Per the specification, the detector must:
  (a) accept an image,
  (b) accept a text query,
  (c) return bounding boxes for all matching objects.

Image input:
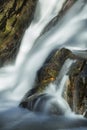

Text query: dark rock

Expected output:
[20,47,87,116]
[20,93,71,115]
[66,60,87,115]
[84,110,87,118]
[0,0,37,66]
[20,48,74,111]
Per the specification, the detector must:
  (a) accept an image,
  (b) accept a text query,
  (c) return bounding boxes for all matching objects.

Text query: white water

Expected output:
[0,0,87,130]
[33,59,74,115]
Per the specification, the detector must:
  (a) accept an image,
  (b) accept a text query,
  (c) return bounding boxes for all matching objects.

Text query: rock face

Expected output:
[66,60,87,115]
[20,48,87,117]
[0,0,37,66]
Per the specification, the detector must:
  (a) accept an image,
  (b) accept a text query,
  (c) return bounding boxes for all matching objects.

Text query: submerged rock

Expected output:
[20,93,71,115]
[0,0,37,66]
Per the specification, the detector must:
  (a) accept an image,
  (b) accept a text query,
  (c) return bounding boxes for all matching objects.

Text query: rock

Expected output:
[20,93,71,115]
[20,48,74,110]
[84,110,87,118]
[20,47,87,116]
[0,0,37,66]
[66,60,87,115]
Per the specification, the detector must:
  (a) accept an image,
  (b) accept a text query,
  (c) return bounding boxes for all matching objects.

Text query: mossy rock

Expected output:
[0,0,37,66]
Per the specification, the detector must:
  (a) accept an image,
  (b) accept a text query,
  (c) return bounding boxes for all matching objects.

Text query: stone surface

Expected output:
[0,0,37,66]
[66,61,87,115]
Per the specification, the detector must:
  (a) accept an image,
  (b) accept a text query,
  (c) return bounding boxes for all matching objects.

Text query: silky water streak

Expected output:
[0,0,87,130]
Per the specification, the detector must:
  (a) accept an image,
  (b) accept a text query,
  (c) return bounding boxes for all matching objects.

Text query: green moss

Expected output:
[0,14,4,21]
[6,15,16,32]
[16,0,24,11]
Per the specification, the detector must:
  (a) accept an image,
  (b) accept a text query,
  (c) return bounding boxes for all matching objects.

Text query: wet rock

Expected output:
[20,47,87,116]
[20,93,71,115]
[0,0,37,66]
[21,48,73,96]
[20,48,74,109]
[84,110,87,118]
[66,60,87,115]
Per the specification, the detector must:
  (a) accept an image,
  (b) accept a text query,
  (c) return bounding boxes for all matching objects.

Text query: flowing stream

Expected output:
[0,0,87,130]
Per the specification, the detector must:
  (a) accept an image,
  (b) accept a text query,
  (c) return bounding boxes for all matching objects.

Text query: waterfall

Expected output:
[0,0,87,130]
[0,0,87,99]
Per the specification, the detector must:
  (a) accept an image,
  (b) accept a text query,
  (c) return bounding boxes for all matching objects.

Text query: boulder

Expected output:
[20,48,87,116]
[20,48,74,109]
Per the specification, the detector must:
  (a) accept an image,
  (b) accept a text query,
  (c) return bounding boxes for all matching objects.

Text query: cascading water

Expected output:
[0,0,87,130]
[33,59,74,115]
